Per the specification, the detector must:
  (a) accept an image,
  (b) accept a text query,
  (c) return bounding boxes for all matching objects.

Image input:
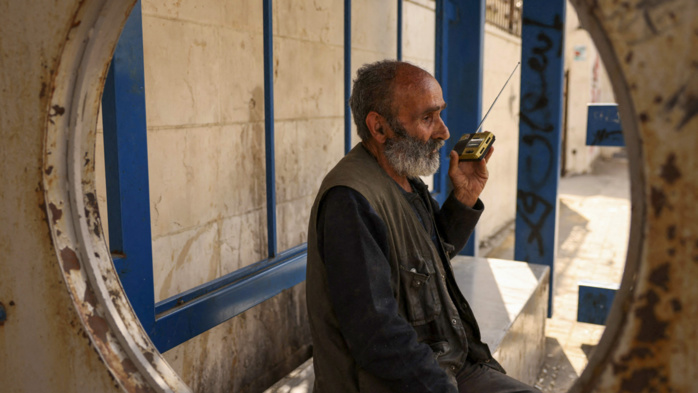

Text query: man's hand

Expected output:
[448,146,494,207]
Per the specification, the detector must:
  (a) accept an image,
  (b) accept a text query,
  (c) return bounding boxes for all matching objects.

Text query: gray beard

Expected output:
[383,121,444,177]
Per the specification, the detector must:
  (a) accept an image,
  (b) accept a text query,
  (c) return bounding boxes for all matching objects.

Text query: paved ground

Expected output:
[486,154,631,392]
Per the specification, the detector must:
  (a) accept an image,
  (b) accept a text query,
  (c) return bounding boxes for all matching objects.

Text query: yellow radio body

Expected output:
[453,131,495,161]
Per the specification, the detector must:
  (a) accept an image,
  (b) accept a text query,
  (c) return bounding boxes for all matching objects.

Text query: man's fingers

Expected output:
[483,146,495,164]
[449,150,459,175]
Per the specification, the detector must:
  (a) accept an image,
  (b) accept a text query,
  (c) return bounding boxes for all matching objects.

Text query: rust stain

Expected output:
[39,82,47,98]
[650,186,669,217]
[648,263,670,291]
[634,289,669,343]
[60,247,81,273]
[85,192,98,210]
[50,104,65,117]
[48,202,62,225]
[84,285,98,308]
[659,153,681,184]
[86,313,109,343]
[666,225,676,240]
[620,367,660,392]
[671,298,682,312]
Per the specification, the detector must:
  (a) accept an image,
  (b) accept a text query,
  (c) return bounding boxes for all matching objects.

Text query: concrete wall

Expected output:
[89,1,613,391]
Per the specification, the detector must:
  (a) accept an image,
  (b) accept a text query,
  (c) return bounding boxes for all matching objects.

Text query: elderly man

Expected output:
[306,60,539,393]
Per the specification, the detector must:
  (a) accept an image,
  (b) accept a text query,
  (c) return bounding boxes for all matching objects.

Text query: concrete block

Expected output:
[142,16,220,127]
[152,222,220,302]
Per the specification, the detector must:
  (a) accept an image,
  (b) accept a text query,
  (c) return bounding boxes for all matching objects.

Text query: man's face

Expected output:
[383,74,449,177]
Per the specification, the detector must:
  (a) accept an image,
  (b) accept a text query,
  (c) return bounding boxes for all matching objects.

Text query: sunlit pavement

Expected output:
[487,153,630,392]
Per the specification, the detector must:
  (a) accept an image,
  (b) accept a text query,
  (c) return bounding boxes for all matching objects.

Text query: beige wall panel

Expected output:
[276,196,314,252]
[220,209,268,275]
[148,127,222,237]
[142,16,221,127]
[351,0,398,55]
[274,118,344,204]
[274,0,344,46]
[217,29,266,125]
[142,0,263,33]
[273,37,344,120]
[152,222,220,302]
[216,123,267,218]
[478,26,522,244]
[403,0,436,68]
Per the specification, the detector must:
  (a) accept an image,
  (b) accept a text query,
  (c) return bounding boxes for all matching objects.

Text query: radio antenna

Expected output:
[473,61,520,133]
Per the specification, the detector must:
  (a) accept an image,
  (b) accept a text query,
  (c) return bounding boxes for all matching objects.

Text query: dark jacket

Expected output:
[306,144,503,393]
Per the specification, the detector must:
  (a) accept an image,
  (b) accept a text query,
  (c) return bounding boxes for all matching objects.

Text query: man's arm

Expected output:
[318,186,457,393]
[433,194,484,254]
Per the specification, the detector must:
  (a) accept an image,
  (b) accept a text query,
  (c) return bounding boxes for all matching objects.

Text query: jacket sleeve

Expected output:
[432,192,484,256]
[317,186,458,393]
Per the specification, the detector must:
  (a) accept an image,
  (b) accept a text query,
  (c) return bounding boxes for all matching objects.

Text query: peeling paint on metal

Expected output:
[60,247,81,273]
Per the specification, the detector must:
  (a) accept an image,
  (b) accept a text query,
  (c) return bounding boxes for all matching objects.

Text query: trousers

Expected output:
[457,363,541,393]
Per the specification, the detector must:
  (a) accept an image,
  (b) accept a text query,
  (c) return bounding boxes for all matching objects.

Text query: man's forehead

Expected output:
[392,69,445,111]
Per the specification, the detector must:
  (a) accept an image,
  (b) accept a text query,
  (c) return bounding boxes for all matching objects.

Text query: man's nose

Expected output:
[434,116,450,140]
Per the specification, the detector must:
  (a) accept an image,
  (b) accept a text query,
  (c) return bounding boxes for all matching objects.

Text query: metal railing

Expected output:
[486,0,523,36]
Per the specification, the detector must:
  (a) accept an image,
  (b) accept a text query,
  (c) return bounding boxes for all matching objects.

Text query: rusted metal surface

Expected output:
[41,0,191,392]
[568,0,698,392]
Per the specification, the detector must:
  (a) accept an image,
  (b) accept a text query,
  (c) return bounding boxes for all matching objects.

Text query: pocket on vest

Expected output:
[399,263,442,325]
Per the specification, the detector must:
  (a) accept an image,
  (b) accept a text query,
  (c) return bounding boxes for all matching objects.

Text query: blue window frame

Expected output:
[103,0,408,352]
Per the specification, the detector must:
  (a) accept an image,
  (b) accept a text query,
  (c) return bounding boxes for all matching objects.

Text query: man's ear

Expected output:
[365,111,387,143]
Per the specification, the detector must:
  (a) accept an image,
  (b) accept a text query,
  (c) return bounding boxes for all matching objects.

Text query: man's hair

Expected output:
[349,60,423,141]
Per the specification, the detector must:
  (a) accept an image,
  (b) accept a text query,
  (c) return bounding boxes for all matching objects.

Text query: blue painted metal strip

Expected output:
[434,0,485,256]
[151,252,308,352]
[263,0,277,258]
[154,244,307,315]
[514,0,566,317]
[586,104,624,146]
[344,0,352,154]
[397,0,403,61]
[101,0,156,330]
[577,280,619,325]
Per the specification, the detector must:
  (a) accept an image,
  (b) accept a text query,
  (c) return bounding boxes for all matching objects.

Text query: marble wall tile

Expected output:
[142,0,263,33]
[274,0,343,46]
[274,118,344,204]
[148,127,222,236]
[142,16,221,127]
[351,0,397,55]
[273,37,344,120]
[216,123,266,218]
[217,28,266,125]
[220,208,268,275]
[152,222,219,302]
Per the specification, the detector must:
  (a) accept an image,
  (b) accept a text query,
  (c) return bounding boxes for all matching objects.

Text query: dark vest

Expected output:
[306,144,503,392]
